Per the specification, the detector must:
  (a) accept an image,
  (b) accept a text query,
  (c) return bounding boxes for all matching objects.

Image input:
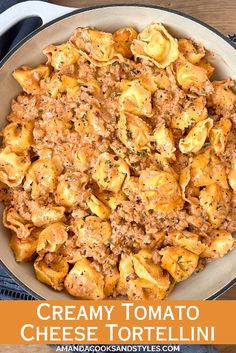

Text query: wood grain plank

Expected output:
[50,0,236,34]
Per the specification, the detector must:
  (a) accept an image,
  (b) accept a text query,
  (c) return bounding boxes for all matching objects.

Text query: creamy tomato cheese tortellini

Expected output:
[2,22,235,300]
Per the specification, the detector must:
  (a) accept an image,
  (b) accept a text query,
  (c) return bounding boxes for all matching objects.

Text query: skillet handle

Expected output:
[0,0,77,36]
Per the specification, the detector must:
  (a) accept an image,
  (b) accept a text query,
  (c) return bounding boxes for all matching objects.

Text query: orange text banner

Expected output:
[0,300,235,344]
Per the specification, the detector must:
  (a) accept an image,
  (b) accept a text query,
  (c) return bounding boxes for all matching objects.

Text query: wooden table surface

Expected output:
[1,0,235,352]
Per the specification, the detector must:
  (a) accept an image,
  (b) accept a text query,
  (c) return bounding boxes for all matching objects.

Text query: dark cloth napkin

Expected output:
[0,1,235,351]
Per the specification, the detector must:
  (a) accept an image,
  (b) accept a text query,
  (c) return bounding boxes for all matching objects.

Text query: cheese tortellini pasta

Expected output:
[131,24,179,68]
[1,23,235,300]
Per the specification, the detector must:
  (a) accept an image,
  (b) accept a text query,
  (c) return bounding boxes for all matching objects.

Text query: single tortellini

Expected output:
[178,39,205,64]
[119,79,153,117]
[72,216,112,262]
[117,254,135,295]
[31,205,65,227]
[34,254,69,291]
[153,124,176,159]
[71,27,121,66]
[209,118,232,155]
[176,60,210,94]
[228,157,236,191]
[120,250,172,300]
[37,222,68,254]
[199,183,231,228]
[132,249,170,291]
[160,246,199,282]
[0,147,31,187]
[93,152,130,192]
[201,230,235,258]
[191,150,228,189]
[179,118,213,154]
[166,230,206,255]
[117,111,150,151]
[55,172,88,207]
[3,207,34,239]
[208,80,236,112]
[64,258,105,299]
[139,170,184,213]
[13,64,50,95]
[87,195,111,220]
[171,96,208,130]
[131,23,179,68]
[43,42,80,70]
[113,27,138,59]
[10,230,39,262]
[179,165,192,204]
[24,158,62,200]
[2,121,33,152]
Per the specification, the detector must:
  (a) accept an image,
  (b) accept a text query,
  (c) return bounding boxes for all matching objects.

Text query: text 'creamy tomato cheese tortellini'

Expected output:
[199,183,231,228]
[71,27,122,66]
[179,118,213,154]
[10,230,38,262]
[119,79,153,117]
[93,152,130,192]
[178,39,205,64]
[2,121,33,152]
[64,258,105,299]
[131,23,179,68]
[160,246,199,282]
[166,230,206,255]
[87,195,111,220]
[153,124,176,159]
[139,170,184,213]
[171,96,208,130]
[117,111,151,151]
[37,222,68,254]
[176,60,210,93]
[34,254,69,291]
[113,27,138,59]
[43,42,80,70]
[209,117,232,155]
[228,157,236,191]
[190,150,229,189]
[31,205,65,227]
[0,147,31,187]
[3,207,34,239]
[201,230,235,259]
[24,158,62,200]
[13,64,50,95]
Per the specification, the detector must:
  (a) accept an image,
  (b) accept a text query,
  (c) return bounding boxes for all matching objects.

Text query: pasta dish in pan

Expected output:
[0,23,235,299]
